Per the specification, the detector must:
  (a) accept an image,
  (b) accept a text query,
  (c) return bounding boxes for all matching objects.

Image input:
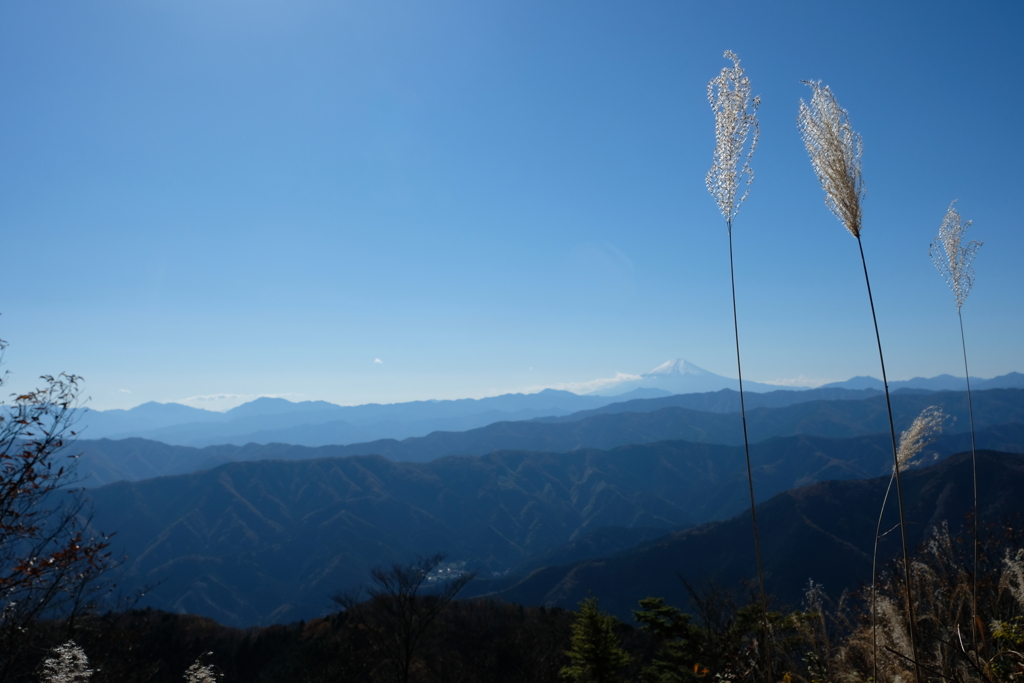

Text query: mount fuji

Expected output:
[588,359,800,397]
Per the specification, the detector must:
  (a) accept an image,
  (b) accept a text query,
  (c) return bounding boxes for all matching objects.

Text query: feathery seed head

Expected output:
[1000,548,1024,610]
[706,51,759,224]
[930,200,982,312]
[184,654,222,683]
[876,595,914,672]
[41,641,92,683]
[797,81,864,237]
[895,406,946,473]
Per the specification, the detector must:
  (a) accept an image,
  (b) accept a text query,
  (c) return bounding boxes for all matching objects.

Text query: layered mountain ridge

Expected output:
[76,365,1024,448]
[74,388,1024,485]
[87,429,1024,627]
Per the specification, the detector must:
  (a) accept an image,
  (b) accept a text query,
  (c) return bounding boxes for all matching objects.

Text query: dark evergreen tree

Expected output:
[560,597,632,683]
[633,597,701,683]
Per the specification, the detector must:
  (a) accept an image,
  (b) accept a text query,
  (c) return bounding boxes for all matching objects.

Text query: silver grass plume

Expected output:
[930,200,982,312]
[797,82,864,237]
[1000,549,1024,611]
[895,406,946,472]
[707,50,772,683]
[706,50,759,224]
[41,641,93,683]
[931,199,983,651]
[871,405,945,682]
[184,654,222,683]
[799,79,920,683]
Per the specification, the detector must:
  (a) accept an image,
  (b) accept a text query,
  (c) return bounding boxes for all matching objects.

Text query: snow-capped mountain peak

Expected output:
[643,359,712,378]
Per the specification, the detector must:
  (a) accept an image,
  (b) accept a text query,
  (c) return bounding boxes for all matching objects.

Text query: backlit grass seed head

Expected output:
[798,81,864,237]
[896,406,946,473]
[876,595,915,679]
[41,641,93,683]
[707,50,759,223]
[1000,548,1024,610]
[184,654,222,683]
[930,200,982,312]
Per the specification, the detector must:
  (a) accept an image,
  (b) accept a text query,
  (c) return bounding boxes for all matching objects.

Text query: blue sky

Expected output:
[2,0,1021,411]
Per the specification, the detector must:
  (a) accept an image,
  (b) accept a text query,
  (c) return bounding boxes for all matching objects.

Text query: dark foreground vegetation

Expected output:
[3,518,1023,683]
[9,600,574,683]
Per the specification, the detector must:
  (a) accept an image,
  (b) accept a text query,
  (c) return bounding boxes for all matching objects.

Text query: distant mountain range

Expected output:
[73,388,1024,484]
[77,388,649,447]
[74,363,1024,448]
[820,371,1024,392]
[588,359,1024,396]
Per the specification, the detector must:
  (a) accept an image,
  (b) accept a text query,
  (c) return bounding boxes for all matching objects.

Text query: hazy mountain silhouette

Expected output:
[467,450,1024,622]
[73,389,1024,485]
[82,386,876,448]
[819,371,1024,392]
[605,361,1024,396]
[534,386,894,423]
[76,368,1023,448]
[79,389,655,447]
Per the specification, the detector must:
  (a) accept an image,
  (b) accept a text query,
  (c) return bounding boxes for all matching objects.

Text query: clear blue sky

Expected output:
[2,0,1021,410]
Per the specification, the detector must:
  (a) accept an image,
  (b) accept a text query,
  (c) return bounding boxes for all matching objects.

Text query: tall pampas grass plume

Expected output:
[931,201,981,313]
[707,50,759,224]
[798,79,922,683]
[797,82,863,237]
[706,50,772,683]
[931,199,984,650]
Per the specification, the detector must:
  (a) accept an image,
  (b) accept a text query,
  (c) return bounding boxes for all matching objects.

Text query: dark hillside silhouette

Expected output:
[472,450,1024,622]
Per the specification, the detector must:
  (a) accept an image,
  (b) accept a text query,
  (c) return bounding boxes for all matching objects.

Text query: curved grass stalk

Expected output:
[872,406,946,678]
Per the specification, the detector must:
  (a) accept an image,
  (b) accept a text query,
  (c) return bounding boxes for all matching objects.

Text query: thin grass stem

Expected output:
[872,473,895,683]
[857,234,922,683]
[871,404,945,682]
[959,309,979,651]
[727,219,773,683]
[930,200,981,655]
